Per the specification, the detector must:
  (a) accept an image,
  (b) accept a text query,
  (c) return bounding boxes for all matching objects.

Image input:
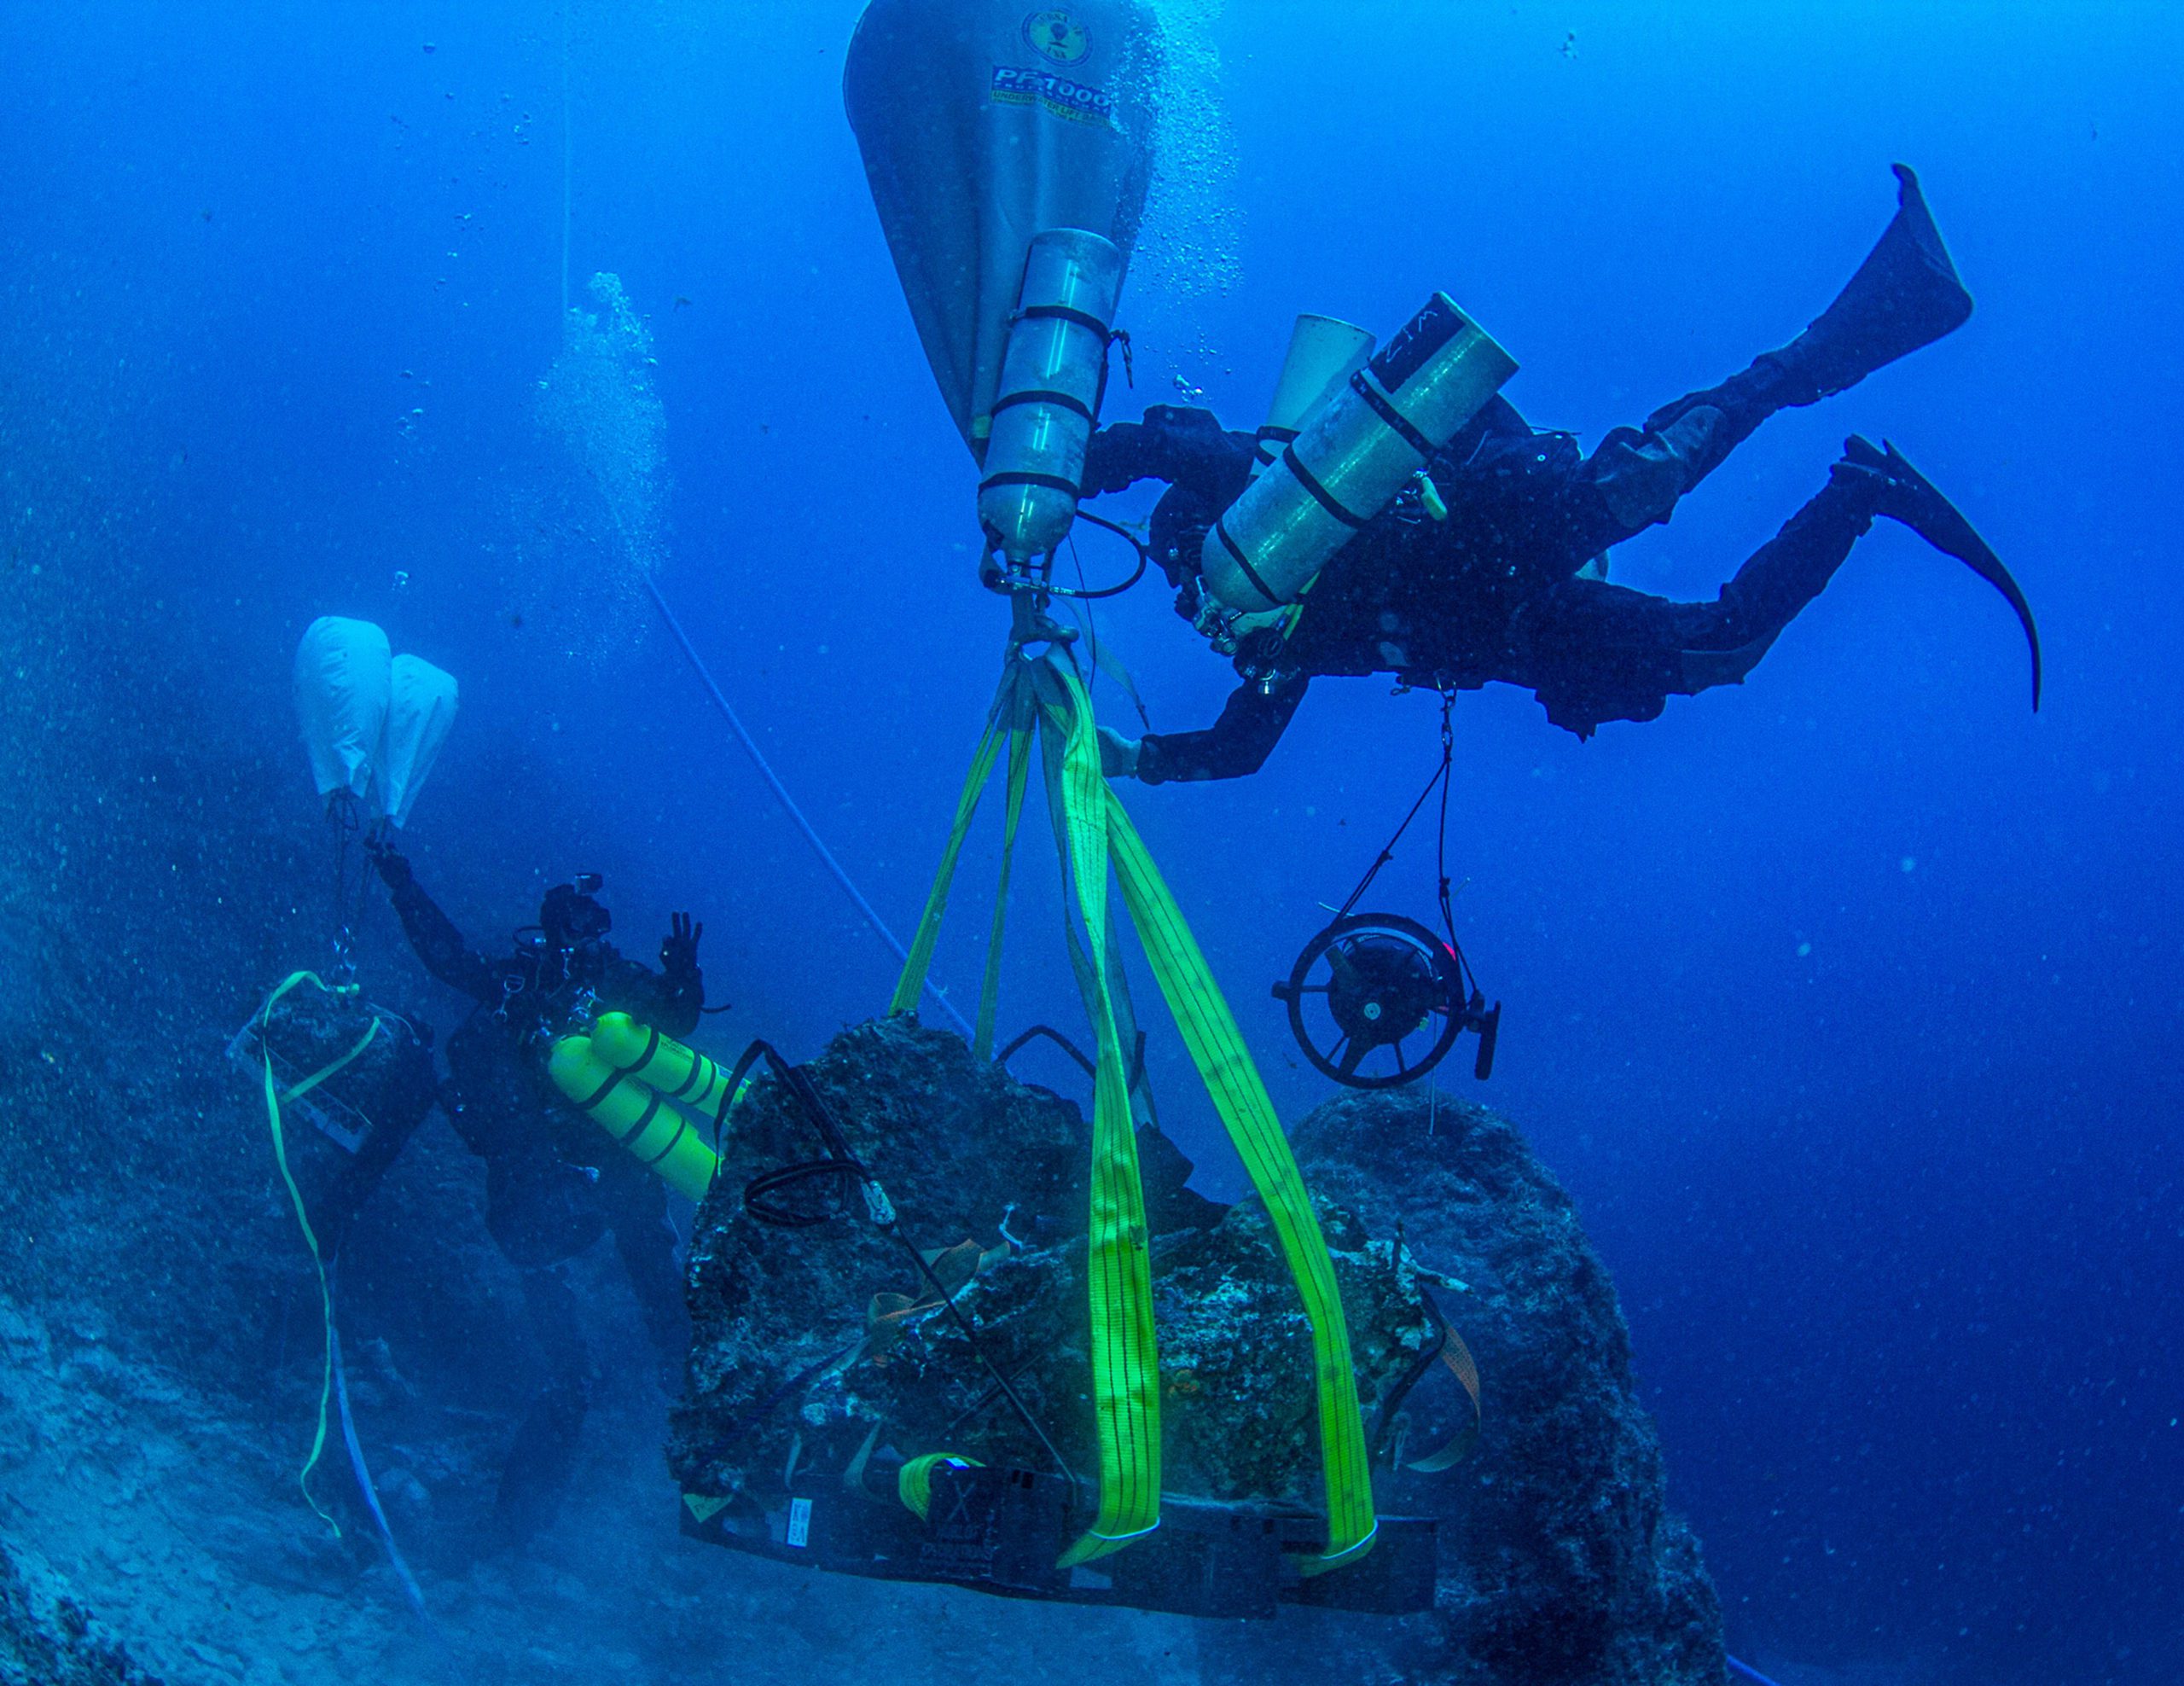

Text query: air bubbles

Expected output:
[522,273,668,660]
[1128,2,1242,307]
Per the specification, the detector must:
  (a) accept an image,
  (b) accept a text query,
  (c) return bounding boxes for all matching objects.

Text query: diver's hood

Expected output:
[541,883,613,948]
[844,0,1161,459]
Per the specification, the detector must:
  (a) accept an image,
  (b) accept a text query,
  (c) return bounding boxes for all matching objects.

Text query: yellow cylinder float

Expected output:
[548,1028,720,1203]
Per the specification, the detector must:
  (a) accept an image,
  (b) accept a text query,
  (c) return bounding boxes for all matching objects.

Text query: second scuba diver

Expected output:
[1088,166,2041,783]
[364,840,706,1541]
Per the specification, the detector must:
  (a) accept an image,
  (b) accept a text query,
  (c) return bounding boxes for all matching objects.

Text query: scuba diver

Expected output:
[363,840,707,1541]
[1086,166,2042,784]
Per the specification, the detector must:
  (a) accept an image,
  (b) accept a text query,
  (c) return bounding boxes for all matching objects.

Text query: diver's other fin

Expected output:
[1846,434,2042,711]
[1784,164,1976,401]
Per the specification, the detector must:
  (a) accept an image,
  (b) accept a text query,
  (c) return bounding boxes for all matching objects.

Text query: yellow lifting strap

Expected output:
[891,630,1376,1574]
[898,1451,986,1521]
[256,969,385,1538]
[891,652,1159,1566]
[973,730,1034,1061]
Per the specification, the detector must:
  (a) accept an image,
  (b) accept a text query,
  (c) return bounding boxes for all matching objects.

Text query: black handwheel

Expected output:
[1273,913,1466,1090]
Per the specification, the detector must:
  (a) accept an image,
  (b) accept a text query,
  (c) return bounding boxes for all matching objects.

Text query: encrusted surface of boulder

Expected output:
[1201,1086,1728,1685]
[672,1024,1722,1684]
[670,1018,1434,1509]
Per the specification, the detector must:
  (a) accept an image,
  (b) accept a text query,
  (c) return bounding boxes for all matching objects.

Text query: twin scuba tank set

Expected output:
[973,239,1514,1089]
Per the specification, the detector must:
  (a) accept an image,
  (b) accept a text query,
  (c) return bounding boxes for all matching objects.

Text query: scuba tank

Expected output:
[1192,313,1380,662]
[548,1017,723,1204]
[977,229,1126,578]
[1203,294,1518,618]
[842,0,1159,585]
[1250,313,1377,480]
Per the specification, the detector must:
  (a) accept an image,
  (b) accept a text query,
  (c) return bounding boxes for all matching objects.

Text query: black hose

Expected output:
[996,1023,1148,1092]
[720,1038,1082,1498]
[1039,510,1149,601]
[1368,1319,1451,1464]
[996,1024,1096,1078]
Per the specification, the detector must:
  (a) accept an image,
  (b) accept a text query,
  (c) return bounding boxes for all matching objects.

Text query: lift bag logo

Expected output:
[1022,9,1089,64]
[990,62,1113,125]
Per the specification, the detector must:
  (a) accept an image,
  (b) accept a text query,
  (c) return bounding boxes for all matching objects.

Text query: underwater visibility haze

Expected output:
[1,3,2179,1683]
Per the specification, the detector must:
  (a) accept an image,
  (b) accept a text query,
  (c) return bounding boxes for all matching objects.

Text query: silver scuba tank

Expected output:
[1204,294,1517,615]
[1250,313,1377,480]
[977,228,1125,576]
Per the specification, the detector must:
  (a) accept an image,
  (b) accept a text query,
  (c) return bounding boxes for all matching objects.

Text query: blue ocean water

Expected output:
[3,3,2178,1682]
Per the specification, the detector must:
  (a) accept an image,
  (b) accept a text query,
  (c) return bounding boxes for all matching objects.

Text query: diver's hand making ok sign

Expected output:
[660,911,703,980]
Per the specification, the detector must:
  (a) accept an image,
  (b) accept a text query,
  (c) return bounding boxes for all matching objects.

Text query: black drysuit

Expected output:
[1090,392,1887,784]
[384,869,701,1537]
[1084,164,2010,782]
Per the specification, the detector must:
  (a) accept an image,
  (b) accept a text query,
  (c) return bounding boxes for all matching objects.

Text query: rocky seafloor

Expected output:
[1,1532,160,1686]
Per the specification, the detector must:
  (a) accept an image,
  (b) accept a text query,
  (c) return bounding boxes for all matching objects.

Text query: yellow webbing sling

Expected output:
[891,661,1159,1564]
[1104,788,1376,1572]
[891,631,1376,1573]
[257,970,386,1536]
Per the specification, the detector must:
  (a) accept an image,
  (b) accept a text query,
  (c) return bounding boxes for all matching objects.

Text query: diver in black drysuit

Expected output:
[1087,166,2042,785]
[365,842,706,1541]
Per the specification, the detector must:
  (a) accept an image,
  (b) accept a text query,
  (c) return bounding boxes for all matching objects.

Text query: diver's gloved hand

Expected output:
[660,912,702,979]
[1083,422,1158,496]
[1097,727,1143,782]
[363,835,413,889]
[1083,406,1255,507]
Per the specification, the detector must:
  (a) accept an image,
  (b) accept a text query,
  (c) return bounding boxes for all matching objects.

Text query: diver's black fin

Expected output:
[1779,165,1975,401]
[1847,434,2041,710]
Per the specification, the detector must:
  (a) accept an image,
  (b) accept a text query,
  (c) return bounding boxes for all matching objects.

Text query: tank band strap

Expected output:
[991,387,1095,424]
[1018,303,1111,337]
[659,1052,703,1105]
[576,1065,625,1113]
[640,1112,689,1167]
[1350,370,1435,459]
[617,1090,663,1148]
[1280,444,1368,529]
[1213,520,1283,611]
[630,1023,662,1076]
[979,469,1081,500]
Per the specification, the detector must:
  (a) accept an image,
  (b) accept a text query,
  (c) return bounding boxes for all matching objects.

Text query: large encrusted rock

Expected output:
[671,1024,1721,1684]
[1148,1196,1436,1506]
[1200,1087,1728,1686]
[669,1018,1435,1509]
[671,1017,1085,1495]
